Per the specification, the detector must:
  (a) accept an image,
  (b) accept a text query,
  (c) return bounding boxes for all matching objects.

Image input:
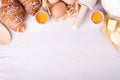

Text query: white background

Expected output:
[0,1,120,80]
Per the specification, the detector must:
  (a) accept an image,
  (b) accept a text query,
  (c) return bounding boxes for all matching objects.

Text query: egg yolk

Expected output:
[36,11,49,24]
[91,11,103,24]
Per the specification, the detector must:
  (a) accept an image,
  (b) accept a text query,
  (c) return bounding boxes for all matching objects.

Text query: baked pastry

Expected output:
[20,0,42,15]
[1,0,18,6]
[0,2,26,32]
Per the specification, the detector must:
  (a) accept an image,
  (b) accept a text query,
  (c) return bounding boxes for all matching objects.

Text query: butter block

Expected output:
[107,19,117,31]
[117,27,120,33]
[110,32,120,44]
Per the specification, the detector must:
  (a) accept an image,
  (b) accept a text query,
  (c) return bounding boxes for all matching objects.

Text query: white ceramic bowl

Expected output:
[101,0,120,18]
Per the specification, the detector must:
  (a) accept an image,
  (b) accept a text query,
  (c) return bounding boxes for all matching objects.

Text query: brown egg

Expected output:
[52,2,67,19]
[63,0,76,4]
[48,0,59,4]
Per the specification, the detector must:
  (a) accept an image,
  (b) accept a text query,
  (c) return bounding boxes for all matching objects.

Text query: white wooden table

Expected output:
[0,1,120,80]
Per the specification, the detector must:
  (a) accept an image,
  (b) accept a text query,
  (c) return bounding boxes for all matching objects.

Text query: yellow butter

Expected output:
[110,32,120,44]
[117,27,120,33]
[107,19,117,31]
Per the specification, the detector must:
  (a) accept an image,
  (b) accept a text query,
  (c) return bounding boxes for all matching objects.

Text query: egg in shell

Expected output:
[63,0,76,4]
[51,2,67,19]
[48,0,59,4]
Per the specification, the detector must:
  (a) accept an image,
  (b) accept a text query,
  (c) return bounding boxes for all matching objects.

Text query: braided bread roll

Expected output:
[20,0,42,16]
[0,2,26,32]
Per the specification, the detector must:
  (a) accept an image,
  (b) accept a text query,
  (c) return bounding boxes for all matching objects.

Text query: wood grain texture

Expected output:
[0,1,120,80]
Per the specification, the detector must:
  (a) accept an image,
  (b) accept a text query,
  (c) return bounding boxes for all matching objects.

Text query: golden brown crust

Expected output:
[1,0,18,6]
[0,2,26,32]
[20,0,41,16]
